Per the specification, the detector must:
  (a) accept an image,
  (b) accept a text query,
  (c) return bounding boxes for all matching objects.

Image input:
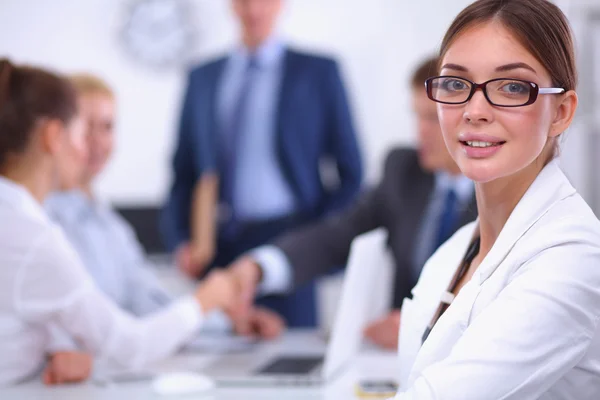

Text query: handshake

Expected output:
[192,254,402,351]
[193,256,284,339]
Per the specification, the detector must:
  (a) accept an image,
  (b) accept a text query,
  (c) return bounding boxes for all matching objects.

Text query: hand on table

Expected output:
[232,307,286,340]
[42,351,93,385]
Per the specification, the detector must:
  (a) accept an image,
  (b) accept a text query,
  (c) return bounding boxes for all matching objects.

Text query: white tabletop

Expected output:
[0,330,400,400]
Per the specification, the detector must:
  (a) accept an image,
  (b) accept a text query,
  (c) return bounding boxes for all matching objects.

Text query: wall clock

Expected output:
[120,0,196,69]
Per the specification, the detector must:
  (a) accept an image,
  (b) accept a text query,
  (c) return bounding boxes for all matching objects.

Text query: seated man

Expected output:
[43,74,283,385]
[227,56,477,350]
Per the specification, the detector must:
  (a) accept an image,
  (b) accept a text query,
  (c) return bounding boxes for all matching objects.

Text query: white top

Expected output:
[0,177,204,386]
[395,159,600,399]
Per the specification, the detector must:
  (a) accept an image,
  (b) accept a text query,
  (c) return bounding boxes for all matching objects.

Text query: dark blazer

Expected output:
[160,49,363,251]
[273,148,478,308]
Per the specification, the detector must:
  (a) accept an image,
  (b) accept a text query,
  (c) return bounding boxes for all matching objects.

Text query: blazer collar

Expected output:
[232,35,286,69]
[474,159,576,283]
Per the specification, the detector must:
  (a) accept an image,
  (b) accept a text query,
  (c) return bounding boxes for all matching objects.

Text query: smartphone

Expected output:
[355,380,399,398]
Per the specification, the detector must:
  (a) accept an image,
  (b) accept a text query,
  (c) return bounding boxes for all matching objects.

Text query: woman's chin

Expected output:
[458,160,501,183]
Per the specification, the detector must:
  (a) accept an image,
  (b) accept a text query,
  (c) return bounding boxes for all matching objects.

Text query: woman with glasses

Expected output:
[394,0,600,398]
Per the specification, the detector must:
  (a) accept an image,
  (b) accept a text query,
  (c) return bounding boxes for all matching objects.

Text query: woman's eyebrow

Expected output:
[440,63,468,72]
[440,62,537,74]
[495,62,537,73]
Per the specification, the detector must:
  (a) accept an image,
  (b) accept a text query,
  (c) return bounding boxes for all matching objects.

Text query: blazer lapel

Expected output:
[393,166,435,305]
[274,49,301,198]
[476,160,576,282]
[208,58,227,155]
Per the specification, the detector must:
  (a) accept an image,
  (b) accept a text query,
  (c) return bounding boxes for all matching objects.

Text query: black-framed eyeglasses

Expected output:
[425,76,565,107]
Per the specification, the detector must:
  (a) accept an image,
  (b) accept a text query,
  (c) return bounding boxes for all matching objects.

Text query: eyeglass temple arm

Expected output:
[539,88,565,94]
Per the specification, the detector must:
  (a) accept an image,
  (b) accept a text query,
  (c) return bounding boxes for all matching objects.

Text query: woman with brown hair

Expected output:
[394,0,600,398]
[0,59,238,386]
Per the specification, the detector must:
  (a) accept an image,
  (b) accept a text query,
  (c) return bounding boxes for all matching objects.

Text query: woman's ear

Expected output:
[549,90,578,138]
[39,119,64,156]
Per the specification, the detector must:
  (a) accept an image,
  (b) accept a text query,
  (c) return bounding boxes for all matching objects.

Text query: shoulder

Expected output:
[104,206,140,241]
[20,222,91,293]
[285,48,340,73]
[516,193,600,267]
[383,147,419,169]
[186,55,229,81]
[381,147,429,183]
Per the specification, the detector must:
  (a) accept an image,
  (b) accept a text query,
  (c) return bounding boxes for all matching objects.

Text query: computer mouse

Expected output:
[152,371,215,396]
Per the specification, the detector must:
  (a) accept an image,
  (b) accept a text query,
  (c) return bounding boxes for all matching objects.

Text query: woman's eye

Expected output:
[500,82,529,94]
[442,79,468,91]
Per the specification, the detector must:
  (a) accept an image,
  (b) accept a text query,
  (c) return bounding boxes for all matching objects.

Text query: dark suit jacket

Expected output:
[160,48,363,251]
[273,148,478,308]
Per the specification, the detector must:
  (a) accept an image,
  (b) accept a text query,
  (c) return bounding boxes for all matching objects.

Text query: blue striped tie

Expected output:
[220,56,259,238]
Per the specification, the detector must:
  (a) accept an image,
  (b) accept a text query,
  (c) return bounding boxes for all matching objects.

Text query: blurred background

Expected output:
[0,0,598,254]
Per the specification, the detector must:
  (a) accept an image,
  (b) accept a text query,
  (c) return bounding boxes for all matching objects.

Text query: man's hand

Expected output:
[364,310,401,350]
[225,256,263,318]
[42,351,93,385]
[232,307,286,340]
[195,269,238,313]
[176,242,215,278]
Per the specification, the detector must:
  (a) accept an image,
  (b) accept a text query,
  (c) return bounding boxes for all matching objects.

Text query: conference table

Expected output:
[0,330,400,400]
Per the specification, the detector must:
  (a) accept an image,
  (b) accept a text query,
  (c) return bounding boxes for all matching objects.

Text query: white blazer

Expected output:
[396,159,600,399]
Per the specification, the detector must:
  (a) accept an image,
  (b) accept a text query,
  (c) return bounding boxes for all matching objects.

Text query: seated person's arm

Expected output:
[18,233,238,372]
[242,184,384,296]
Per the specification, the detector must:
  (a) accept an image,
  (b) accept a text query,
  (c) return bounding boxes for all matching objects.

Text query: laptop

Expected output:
[204,228,394,386]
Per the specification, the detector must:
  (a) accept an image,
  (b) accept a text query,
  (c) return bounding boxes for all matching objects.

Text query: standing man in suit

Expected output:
[160,0,363,327]
[225,56,477,349]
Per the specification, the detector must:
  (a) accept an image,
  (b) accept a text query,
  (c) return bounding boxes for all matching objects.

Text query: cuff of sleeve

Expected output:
[172,295,205,333]
[200,310,233,333]
[250,245,293,295]
[46,334,78,353]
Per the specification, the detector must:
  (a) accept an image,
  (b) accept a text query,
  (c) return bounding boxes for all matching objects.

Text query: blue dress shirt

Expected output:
[217,36,297,220]
[45,190,172,316]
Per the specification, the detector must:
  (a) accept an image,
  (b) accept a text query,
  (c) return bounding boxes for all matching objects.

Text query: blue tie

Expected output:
[433,188,458,251]
[220,56,259,238]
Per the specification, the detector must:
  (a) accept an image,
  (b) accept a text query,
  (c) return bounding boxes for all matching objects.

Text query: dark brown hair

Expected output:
[439,0,577,91]
[411,56,440,88]
[0,59,78,167]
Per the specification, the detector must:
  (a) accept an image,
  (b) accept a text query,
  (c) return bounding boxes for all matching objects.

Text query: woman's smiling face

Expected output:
[437,20,563,184]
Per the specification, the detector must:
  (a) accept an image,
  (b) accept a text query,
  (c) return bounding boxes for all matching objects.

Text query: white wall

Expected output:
[2,0,590,209]
[0,0,473,205]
